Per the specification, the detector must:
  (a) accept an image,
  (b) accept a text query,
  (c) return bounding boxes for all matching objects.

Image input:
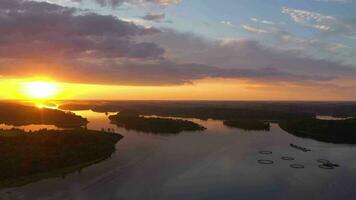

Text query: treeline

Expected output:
[0,128,123,188]
[144,107,311,121]
[109,111,206,134]
[0,103,87,127]
[224,120,270,131]
[59,101,356,118]
[101,106,312,121]
[149,107,311,121]
[279,118,356,144]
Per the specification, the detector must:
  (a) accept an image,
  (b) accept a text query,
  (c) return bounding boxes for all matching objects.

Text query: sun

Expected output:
[24,81,58,100]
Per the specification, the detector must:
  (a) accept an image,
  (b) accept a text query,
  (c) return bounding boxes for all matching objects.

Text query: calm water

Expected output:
[1,111,356,200]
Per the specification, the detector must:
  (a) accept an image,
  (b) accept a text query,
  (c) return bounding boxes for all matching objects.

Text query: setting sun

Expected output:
[24,81,58,100]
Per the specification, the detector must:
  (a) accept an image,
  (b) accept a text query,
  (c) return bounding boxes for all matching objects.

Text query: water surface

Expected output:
[1,110,356,200]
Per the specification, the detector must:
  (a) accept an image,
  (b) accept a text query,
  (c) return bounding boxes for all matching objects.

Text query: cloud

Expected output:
[32,28,350,86]
[247,26,355,64]
[153,0,181,5]
[221,20,234,27]
[0,0,164,60]
[282,7,336,31]
[143,30,355,77]
[0,0,355,90]
[250,18,276,25]
[281,7,356,42]
[279,32,353,57]
[0,57,337,86]
[142,13,165,21]
[241,24,270,33]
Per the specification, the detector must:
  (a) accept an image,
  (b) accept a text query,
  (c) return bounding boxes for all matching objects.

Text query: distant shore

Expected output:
[279,118,356,144]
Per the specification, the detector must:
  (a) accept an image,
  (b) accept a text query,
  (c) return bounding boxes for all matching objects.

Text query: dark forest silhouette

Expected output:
[109,110,206,134]
[0,128,122,188]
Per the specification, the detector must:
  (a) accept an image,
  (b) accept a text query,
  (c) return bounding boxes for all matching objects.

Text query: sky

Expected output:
[1,0,356,100]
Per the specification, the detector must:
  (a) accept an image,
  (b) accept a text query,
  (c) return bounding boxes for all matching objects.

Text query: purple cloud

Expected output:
[0,0,164,60]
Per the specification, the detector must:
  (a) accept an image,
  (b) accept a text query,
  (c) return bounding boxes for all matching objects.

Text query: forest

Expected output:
[279,118,356,144]
[109,110,206,134]
[0,128,122,188]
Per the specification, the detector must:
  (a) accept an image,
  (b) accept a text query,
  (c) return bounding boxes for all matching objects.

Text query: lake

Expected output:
[1,110,356,200]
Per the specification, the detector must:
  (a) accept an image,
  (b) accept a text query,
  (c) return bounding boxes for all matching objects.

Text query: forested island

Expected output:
[0,103,87,128]
[109,111,206,134]
[223,120,270,131]
[279,118,356,144]
[0,128,123,188]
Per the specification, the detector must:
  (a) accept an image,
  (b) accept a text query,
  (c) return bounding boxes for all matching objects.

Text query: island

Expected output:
[109,111,206,134]
[0,128,122,188]
[279,118,356,144]
[0,102,88,128]
[223,119,270,131]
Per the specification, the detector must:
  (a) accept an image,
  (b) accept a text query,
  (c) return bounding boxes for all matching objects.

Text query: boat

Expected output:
[290,143,311,152]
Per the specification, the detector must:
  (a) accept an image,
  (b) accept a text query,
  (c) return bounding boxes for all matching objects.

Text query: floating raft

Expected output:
[290,144,311,152]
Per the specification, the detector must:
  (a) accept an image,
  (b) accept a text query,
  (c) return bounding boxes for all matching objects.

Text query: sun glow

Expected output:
[23,81,58,100]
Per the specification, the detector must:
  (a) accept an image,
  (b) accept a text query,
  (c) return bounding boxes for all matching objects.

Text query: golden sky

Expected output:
[1,77,355,101]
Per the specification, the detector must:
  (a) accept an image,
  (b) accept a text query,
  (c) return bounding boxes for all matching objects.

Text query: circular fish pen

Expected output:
[318,164,334,170]
[258,159,274,164]
[317,159,331,164]
[281,156,295,161]
[290,164,305,169]
[259,151,272,155]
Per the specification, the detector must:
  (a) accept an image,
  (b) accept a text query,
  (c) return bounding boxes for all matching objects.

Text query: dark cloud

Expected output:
[142,13,165,22]
[0,59,334,86]
[0,0,164,60]
[110,61,335,85]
